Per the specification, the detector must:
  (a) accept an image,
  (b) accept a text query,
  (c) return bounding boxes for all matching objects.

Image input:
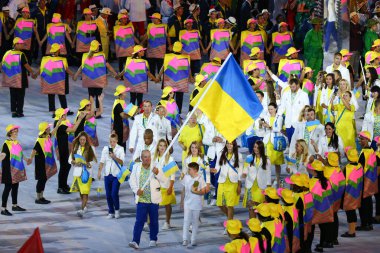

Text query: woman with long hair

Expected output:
[316,122,344,158]
[69,131,97,217]
[287,139,309,175]
[242,140,271,219]
[153,139,177,230]
[211,140,242,222]
[334,79,359,110]
[356,66,380,99]
[320,73,336,124]
[315,70,327,121]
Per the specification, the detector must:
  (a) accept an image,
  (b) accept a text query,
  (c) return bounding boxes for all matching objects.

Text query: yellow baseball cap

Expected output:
[114,85,129,96]
[372,39,380,48]
[118,14,128,20]
[279,22,288,27]
[38,122,51,136]
[132,45,146,55]
[54,108,69,120]
[267,203,281,218]
[247,63,259,72]
[90,40,100,51]
[250,47,262,57]
[286,47,300,57]
[149,13,162,20]
[52,13,61,23]
[307,159,324,171]
[224,219,242,235]
[285,173,303,187]
[247,18,257,27]
[173,41,183,53]
[304,67,313,74]
[278,188,294,204]
[83,8,92,15]
[184,19,194,25]
[265,187,280,200]
[6,124,20,134]
[50,43,62,53]
[299,174,310,188]
[13,37,24,45]
[161,86,176,98]
[345,146,359,163]
[246,218,261,232]
[340,49,353,57]
[216,18,225,24]
[255,203,271,217]
[212,57,222,64]
[79,99,91,110]
[194,74,208,86]
[327,152,339,167]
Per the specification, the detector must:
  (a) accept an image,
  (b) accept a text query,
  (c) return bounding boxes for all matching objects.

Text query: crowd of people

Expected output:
[0,0,379,252]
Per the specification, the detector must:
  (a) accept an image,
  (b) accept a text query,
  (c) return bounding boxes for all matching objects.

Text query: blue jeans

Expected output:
[324,21,340,52]
[132,202,159,245]
[104,174,121,214]
[210,155,220,200]
[286,127,295,144]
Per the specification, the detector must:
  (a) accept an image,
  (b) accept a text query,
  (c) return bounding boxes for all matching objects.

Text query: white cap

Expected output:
[262,9,270,14]
[2,6,10,11]
[208,8,216,15]
[173,3,182,10]
[226,17,237,25]
[189,4,199,12]
[89,4,97,10]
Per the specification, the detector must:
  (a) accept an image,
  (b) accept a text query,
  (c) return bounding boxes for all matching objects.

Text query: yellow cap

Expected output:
[118,14,128,20]
[212,57,222,64]
[132,45,146,55]
[278,188,294,204]
[52,13,61,22]
[267,203,280,218]
[372,39,380,48]
[194,74,208,86]
[184,19,194,25]
[247,18,257,27]
[345,146,359,163]
[246,218,261,232]
[114,85,129,96]
[340,49,353,57]
[22,7,30,13]
[161,86,176,98]
[308,159,324,171]
[299,174,310,188]
[13,37,24,45]
[359,131,371,141]
[250,47,262,57]
[173,41,183,53]
[79,99,91,110]
[365,51,380,64]
[54,108,69,120]
[327,152,339,167]
[38,122,51,136]
[286,47,300,57]
[279,22,288,27]
[50,43,62,53]
[247,63,259,72]
[224,219,242,235]
[83,8,92,15]
[149,13,161,20]
[265,187,280,200]
[255,203,271,217]
[216,18,225,24]
[304,67,313,74]
[6,124,20,134]
[90,40,100,51]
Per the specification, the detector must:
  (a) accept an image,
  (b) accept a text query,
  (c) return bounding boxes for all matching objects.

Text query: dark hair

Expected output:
[110,133,118,140]
[255,90,264,97]
[307,107,315,114]
[266,80,276,104]
[265,195,280,204]
[371,85,380,94]
[289,78,300,86]
[250,140,267,170]
[236,231,250,243]
[325,73,335,88]
[367,67,379,87]
[144,129,153,136]
[376,98,380,108]
[316,171,328,189]
[268,102,277,109]
[251,232,265,252]
[334,52,343,58]
[325,122,339,150]
[188,162,199,171]
[219,140,239,168]
[333,69,342,80]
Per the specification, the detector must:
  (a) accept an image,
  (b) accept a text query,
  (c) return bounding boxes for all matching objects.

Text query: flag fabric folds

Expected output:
[162,161,179,177]
[190,54,263,142]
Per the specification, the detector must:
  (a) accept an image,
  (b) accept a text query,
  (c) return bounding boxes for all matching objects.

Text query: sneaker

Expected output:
[143,223,150,232]
[35,198,50,204]
[12,113,18,118]
[115,210,120,219]
[191,241,197,246]
[57,188,70,194]
[12,206,26,211]
[83,206,88,213]
[210,199,216,206]
[341,232,355,238]
[67,111,74,116]
[1,209,12,216]
[182,240,188,246]
[128,241,139,249]
[149,240,157,247]
[77,210,83,218]
[162,222,171,230]
[106,214,114,219]
[17,113,24,118]
[189,225,192,233]
[40,198,51,204]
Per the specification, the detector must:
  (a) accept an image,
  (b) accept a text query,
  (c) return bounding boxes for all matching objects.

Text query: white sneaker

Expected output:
[182,240,188,246]
[162,222,171,230]
[128,241,139,249]
[223,228,227,235]
[106,213,114,219]
[143,223,150,232]
[210,199,216,206]
[115,210,120,219]
[189,225,192,233]
[83,206,88,213]
[149,240,157,247]
[77,210,83,218]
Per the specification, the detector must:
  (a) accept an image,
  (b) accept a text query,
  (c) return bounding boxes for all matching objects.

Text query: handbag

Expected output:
[81,166,90,184]
[273,117,287,151]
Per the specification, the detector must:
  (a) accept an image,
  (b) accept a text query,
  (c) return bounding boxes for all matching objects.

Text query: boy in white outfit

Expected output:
[180,162,207,247]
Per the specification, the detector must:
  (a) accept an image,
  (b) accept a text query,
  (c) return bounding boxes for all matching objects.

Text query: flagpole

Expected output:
[136,53,234,203]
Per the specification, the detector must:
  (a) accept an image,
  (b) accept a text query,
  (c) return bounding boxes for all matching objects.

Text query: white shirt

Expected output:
[100,145,125,177]
[133,140,157,161]
[69,146,97,177]
[215,153,243,183]
[289,121,325,155]
[129,112,160,150]
[243,157,271,190]
[183,155,211,184]
[202,117,226,160]
[156,116,172,142]
[317,135,345,158]
[278,88,310,128]
[326,64,351,86]
[325,0,337,22]
[181,174,206,211]
[124,0,151,22]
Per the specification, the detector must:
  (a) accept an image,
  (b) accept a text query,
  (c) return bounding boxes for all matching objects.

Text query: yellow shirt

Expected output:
[179,124,204,163]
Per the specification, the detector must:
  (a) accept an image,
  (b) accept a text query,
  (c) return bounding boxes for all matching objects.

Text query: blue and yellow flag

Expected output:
[74,154,87,165]
[190,54,263,142]
[116,165,131,183]
[162,161,179,177]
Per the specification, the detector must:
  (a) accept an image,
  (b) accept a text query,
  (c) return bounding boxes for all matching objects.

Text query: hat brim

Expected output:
[7,125,20,133]
[133,48,147,54]
[286,50,300,56]
[149,16,161,20]
[38,124,52,135]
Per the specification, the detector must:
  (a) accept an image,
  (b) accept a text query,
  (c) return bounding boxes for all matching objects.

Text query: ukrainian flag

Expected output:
[74,154,87,165]
[116,162,132,184]
[191,54,263,142]
[162,161,179,177]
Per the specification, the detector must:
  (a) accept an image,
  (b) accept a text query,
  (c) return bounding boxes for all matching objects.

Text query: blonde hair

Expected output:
[153,139,170,164]
[292,139,309,163]
[298,105,310,122]
[339,79,350,92]
[186,141,204,157]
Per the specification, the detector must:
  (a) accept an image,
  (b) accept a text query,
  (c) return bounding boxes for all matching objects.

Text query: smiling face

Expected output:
[158,140,167,154]
[226,142,234,153]
[295,142,303,154]
[79,135,86,147]
[325,124,334,137]
[268,105,276,116]
[190,143,199,156]
[109,136,117,148]
[253,143,260,156]
[141,150,152,167]
[143,101,152,115]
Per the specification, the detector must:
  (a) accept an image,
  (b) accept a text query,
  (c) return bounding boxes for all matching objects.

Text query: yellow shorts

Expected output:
[217,177,240,207]
[70,176,92,195]
[160,187,176,206]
